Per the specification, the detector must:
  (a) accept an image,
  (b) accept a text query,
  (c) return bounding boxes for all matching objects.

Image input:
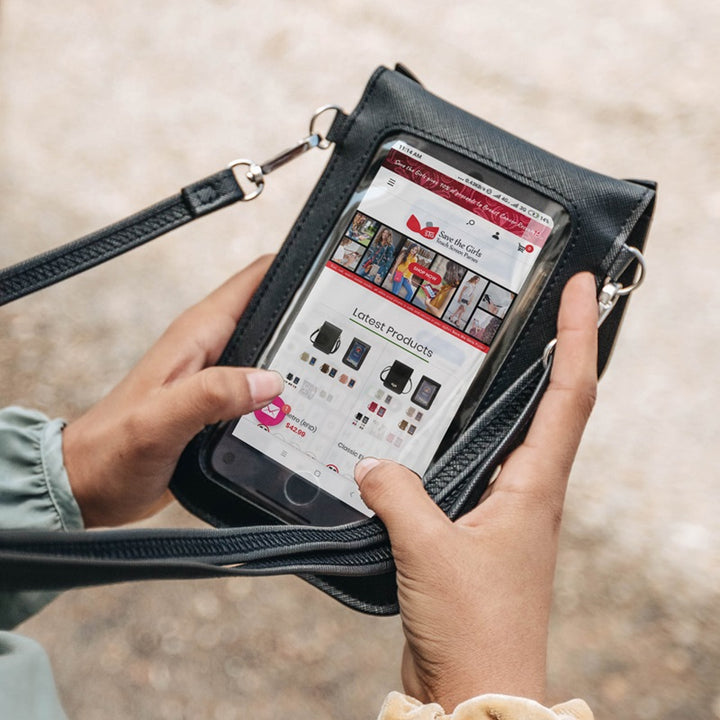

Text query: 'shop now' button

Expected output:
[409,263,441,285]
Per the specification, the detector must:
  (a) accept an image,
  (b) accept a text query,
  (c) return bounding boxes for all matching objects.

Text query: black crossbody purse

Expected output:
[0,65,655,615]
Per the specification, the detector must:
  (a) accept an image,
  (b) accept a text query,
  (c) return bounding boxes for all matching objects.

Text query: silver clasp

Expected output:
[228,104,344,201]
[542,247,647,368]
[596,279,622,328]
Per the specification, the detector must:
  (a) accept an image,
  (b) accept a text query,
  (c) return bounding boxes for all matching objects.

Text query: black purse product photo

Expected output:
[0,64,655,615]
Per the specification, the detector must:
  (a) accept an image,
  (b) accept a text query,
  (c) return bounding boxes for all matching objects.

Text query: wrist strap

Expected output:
[0,169,244,307]
[0,104,344,307]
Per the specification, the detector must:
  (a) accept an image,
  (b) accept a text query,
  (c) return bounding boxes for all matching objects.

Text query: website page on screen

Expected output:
[231,139,554,515]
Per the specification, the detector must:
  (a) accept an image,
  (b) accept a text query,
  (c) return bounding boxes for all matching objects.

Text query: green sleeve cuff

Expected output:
[0,406,84,629]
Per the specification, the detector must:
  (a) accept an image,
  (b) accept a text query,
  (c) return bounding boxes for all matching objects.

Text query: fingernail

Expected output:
[354,457,380,485]
[247,369,285,406]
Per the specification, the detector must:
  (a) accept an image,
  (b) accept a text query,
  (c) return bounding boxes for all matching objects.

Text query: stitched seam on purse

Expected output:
[401,125,578,210]
[494,188,651,398]
[599,186,654,277]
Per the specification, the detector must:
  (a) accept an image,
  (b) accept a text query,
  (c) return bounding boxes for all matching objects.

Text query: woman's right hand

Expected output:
[355,273,598,711]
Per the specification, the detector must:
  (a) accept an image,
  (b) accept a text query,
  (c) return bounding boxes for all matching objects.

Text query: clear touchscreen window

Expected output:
[231,139,556,516]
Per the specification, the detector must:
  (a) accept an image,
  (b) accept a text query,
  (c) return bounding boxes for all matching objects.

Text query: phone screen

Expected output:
[212,135,569,521]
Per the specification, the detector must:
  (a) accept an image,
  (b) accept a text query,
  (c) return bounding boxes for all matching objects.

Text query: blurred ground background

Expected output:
[1,1,719,718]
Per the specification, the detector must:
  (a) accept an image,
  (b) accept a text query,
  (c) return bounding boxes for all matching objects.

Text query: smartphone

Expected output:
[210,134,571,525]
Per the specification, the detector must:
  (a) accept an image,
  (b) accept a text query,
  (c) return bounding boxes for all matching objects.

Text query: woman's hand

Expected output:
[355,273,598,711]
[63,255,284,528]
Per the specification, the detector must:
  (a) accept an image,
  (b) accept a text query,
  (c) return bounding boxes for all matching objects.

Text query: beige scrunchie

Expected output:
[377,691,593,720]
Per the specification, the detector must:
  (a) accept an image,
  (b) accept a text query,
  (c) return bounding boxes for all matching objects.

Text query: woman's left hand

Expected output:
[63,255,284,528]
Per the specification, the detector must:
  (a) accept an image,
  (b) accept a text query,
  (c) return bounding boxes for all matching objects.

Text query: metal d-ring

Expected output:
[543,247,647,368]
[614,246,646,296]
[309,104,344,150]
[228,159,265,201]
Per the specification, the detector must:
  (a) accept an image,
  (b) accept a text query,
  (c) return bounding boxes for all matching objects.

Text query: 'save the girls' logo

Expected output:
[406,214,439,240]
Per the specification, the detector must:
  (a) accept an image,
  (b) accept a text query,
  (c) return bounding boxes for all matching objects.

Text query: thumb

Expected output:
[153,367,285,442]
[354,459,448,553]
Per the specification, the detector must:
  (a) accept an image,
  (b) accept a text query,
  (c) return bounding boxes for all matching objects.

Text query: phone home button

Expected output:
[284,475,321,506]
